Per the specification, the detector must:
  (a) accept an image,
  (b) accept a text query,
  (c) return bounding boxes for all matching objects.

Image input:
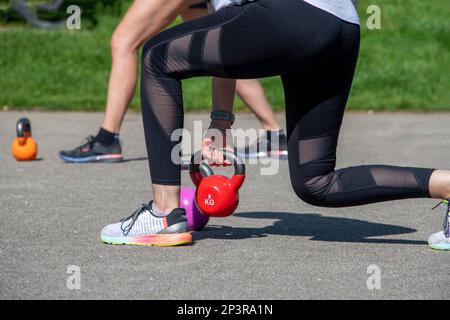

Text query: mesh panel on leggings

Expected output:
[304,174,338,198]
[166,34,193,74]
[327,175,341,194]
[370,166,420,188]
[298,134,338,165]
[142,28,224,138]
[298,133,342,197]
[203,27,225,74]
[143,46,183,138]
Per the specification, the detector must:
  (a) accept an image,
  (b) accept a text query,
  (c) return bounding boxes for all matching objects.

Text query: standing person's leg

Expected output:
[102,0,188,134]
[104,0,210,134]
[235,79,288,159]
[59,0,199,163]
[236,80,280,131]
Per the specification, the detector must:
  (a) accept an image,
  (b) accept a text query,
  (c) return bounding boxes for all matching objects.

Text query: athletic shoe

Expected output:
[428,199,450,251]
[238,130,288,159]
[101,201,193,247]
[59,135,123,163]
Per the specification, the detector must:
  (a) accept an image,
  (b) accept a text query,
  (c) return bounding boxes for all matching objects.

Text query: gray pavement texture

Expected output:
[0,111,449,300]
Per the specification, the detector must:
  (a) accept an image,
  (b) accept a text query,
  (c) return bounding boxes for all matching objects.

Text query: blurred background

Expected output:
[0,0,449,112]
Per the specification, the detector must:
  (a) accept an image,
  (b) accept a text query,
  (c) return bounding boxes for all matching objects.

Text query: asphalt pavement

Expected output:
[0,111,449,299]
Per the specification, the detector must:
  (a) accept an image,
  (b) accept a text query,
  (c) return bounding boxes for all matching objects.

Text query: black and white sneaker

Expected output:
[59,135,123,163]
[101,201,192,247]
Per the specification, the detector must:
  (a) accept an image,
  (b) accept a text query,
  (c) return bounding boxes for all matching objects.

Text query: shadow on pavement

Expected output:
[193,211,427,245]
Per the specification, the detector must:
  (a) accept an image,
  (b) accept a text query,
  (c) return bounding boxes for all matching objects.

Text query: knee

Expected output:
[291,173,336,208]
[291,179,324,207]
[141,37,166,73]
[110,29,136,57]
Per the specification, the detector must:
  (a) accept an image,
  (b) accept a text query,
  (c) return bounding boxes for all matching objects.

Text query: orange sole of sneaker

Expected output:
[102,232,193,247]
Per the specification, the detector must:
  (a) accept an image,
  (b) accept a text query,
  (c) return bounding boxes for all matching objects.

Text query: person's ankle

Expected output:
[152,201,178,217]
[95,127,119,145]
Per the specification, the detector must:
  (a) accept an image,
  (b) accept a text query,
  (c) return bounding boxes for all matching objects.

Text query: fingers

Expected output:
[201,128,235,166]
[201,145,232,167]
[211,150,233,167]
[211,150,223,166]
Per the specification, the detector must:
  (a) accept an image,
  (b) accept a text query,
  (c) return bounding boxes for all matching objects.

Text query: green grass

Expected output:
[351,0,450,110]
[0,0,449,111]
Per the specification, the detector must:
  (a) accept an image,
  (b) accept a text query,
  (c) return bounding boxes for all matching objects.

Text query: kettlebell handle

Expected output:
[17,118,32,138]
[189,150,246,185]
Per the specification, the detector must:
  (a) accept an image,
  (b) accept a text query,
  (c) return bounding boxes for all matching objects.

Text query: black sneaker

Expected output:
[238,130,288,159]
[59,135,123,163]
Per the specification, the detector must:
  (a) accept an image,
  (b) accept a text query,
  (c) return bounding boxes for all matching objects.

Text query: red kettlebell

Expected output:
[189,150,245,218]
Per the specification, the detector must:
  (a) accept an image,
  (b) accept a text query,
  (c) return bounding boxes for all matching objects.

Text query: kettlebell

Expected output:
[11,118,38,161]
[180,187,210,231]
[190,150,245,218]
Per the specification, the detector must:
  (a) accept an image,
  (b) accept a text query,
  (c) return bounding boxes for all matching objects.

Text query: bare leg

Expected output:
[152,185,182,213]
[101,0,190,133]
[236,79,281,131]
[429,170,450,199]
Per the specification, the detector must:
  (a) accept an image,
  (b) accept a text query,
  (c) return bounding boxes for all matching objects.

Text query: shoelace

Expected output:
[431,199,450,237]
[78,135,95,152]
[120,202,152,236]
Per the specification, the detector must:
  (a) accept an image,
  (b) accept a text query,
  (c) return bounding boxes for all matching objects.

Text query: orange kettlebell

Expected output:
[11,118,38,161]
[190,150,245,218]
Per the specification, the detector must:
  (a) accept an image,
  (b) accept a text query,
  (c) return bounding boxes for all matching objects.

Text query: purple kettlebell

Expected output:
[180,187,209,231]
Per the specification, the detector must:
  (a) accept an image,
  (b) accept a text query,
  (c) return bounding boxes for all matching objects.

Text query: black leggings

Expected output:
[140,0,434,207]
